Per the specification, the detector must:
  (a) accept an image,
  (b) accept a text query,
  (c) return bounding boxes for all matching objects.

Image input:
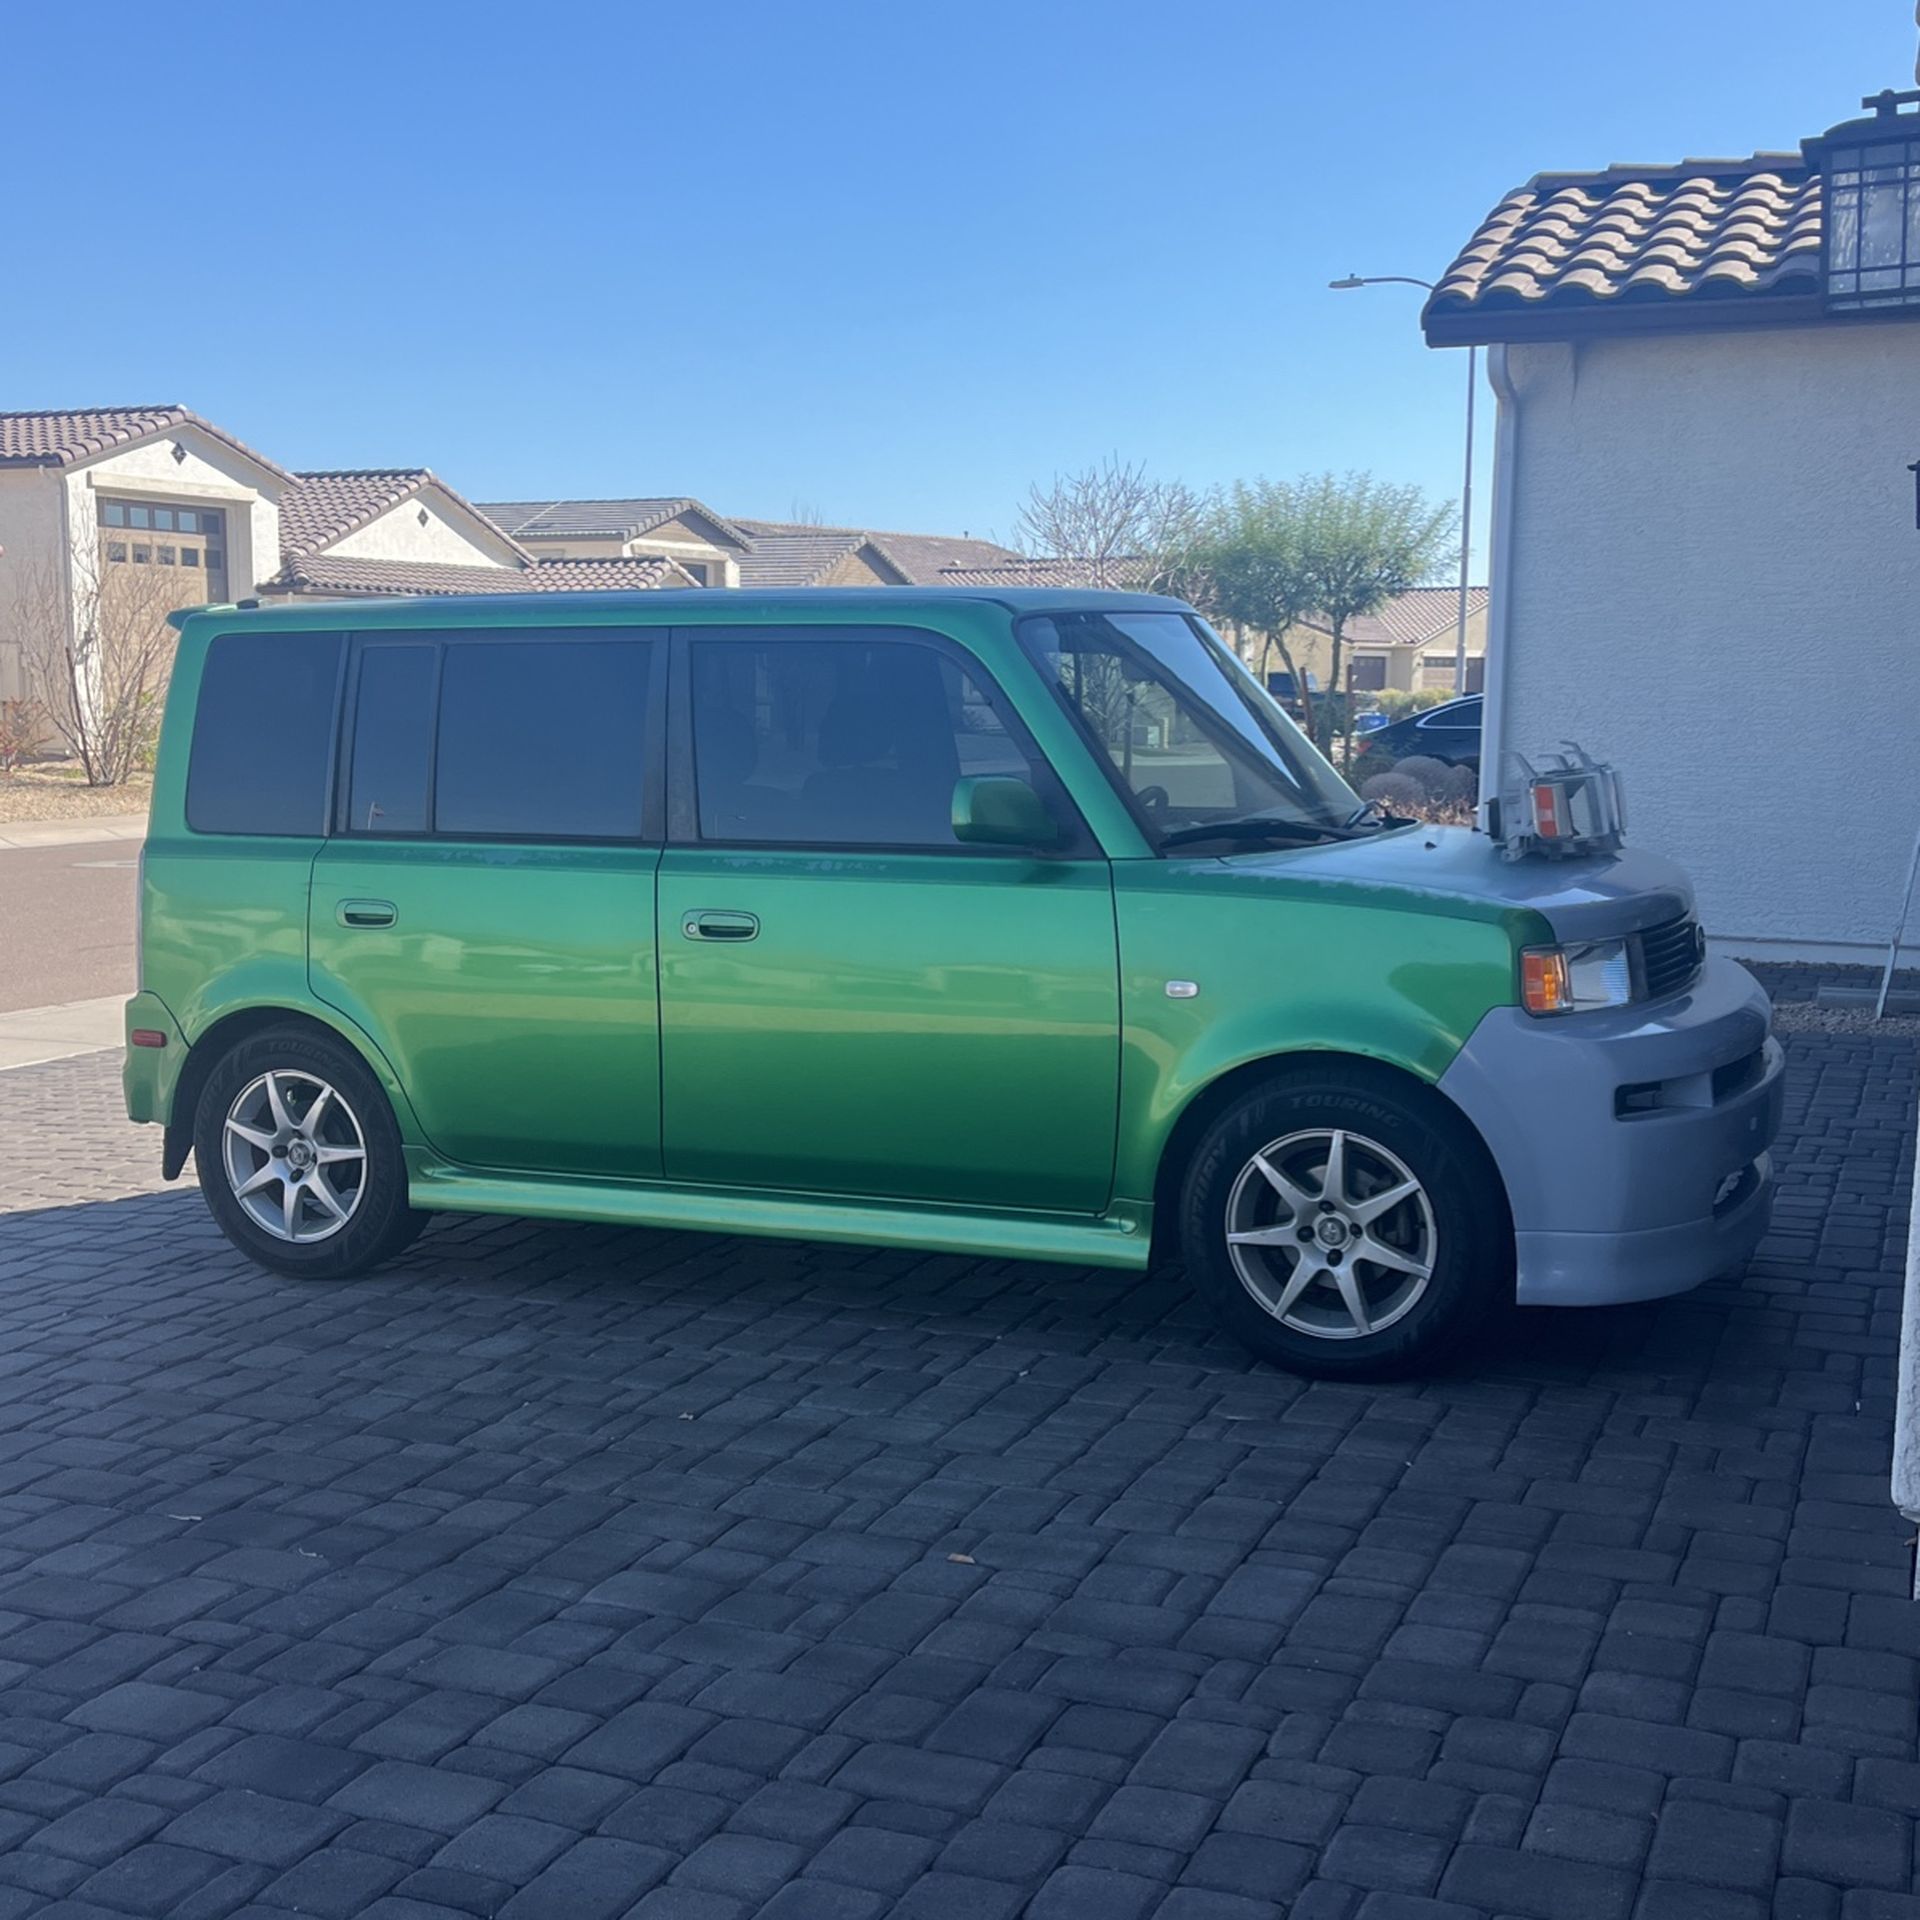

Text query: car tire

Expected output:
[193,1024,426,1280]
[1179,1064,1510,1379]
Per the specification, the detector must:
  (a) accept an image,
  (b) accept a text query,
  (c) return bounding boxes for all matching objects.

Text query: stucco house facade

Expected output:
[1426,90,1920,960]
[1286,586,1488,695]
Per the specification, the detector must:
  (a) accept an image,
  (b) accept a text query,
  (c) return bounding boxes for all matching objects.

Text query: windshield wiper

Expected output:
[1158,813,1362,850]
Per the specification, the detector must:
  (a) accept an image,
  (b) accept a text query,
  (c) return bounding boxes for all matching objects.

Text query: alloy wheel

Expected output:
[1224,1127,1437,1339]
[221,1069,368,1244]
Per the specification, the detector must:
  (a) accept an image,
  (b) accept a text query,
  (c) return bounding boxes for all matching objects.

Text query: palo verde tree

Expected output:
[1295,472,1453,752]
[1184,479,1322,741]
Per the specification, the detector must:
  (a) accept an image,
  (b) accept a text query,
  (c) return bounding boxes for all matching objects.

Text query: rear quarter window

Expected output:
[186,631,343,835]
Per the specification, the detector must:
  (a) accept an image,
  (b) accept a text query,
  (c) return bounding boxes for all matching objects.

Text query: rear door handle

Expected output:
[337,898,398,929]
[682,910,759,942]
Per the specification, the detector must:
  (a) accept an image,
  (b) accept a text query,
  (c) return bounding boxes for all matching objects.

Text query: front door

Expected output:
[309,628,664,1178]
[658,626,1119,1213]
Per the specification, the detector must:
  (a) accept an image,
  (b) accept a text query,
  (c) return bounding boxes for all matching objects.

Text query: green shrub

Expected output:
[1371,686,1458,722]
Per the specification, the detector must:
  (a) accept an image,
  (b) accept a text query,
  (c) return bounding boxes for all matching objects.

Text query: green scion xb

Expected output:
[125,588,1784,1378]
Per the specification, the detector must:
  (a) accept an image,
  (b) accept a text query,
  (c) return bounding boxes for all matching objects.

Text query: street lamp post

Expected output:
[1329,275,1476,695]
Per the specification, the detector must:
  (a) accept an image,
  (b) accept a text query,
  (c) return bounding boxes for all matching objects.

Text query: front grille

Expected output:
[1637,914,1703,1001]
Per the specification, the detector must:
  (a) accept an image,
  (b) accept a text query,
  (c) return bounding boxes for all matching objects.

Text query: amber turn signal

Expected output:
[1519,950,1571,1015]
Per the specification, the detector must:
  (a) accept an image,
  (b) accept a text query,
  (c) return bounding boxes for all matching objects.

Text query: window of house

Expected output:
[106,542,128,562]
[187,632,344,835]
[131,545,151,564]
[157,546,176,565]
[679,561,709,586]
[344,635,652,840]
[689,633,1040,848]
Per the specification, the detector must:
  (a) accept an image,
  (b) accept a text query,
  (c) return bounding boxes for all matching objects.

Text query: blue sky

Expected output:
[11,1,1912,567]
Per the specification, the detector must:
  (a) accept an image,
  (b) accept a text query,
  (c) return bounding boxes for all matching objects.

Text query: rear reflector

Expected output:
[129,1029,168,1049]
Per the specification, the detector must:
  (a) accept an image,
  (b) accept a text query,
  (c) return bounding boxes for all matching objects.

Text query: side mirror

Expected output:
[952,775,1060,850]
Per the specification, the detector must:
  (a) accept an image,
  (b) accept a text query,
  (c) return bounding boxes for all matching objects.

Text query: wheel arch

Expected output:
[163,1003,416,1179]
[1147,1048,1513,1264]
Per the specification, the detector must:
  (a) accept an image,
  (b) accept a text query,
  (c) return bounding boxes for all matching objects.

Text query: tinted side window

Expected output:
[690,636,1040,847]
[437,640,649,839]
[187,631,343,835]
[348,645,436,835]
[343,634,652,840]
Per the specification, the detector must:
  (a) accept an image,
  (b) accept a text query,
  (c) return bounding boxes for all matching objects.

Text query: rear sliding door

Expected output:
[308,628,664,1178]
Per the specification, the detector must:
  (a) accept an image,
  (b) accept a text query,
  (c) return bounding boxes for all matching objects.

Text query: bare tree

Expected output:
[9,544,180,786]
[787,499,831,527]
[1014,456,1205,591]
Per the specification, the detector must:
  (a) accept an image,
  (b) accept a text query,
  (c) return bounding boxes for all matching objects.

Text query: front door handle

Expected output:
[337,898,398,929]
[682,910,759,942]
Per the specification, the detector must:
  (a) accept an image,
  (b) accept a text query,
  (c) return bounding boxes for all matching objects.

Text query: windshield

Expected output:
[1019,610,1363,849]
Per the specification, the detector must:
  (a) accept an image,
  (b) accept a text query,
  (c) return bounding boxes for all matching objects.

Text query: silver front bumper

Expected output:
[1439,954,1784,1306]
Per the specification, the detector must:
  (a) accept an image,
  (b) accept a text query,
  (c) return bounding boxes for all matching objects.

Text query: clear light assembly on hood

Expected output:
[1493,743,1627,862]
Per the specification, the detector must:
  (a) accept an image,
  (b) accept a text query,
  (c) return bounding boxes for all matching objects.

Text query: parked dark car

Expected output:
[1352,694,1482,774]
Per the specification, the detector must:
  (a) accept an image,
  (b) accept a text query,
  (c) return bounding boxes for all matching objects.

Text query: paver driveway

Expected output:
[0,1017,1914,1920]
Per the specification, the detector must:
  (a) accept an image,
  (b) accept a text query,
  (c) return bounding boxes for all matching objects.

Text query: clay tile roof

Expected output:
[731,525,879,587]
[1299,585,1489,648]
[263,553,691,599]
[0,405,289,476]
[527,556,693,590]
[280,470,434,559]
[863,530,1022,584]
[1425,153,1824,343]
[936,557,1147,588]
[731,520,1019,586]
[478,497,752,549]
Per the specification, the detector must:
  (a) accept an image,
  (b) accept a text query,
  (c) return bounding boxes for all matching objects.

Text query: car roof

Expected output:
[171,585,1195,631]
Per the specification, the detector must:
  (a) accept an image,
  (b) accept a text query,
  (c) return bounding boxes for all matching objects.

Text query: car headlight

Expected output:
[1520,938,1632,1016]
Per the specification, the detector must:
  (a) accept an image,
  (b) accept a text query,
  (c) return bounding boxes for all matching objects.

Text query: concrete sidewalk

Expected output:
[0,994,124,1070]
[0,812,146,852]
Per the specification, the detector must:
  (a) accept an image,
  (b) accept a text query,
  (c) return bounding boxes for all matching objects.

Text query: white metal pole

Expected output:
[1455,344,1476,691]
[1877,816,1920,1018]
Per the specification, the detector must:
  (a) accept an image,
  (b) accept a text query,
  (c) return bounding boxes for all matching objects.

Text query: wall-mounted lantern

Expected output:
[1810,90,1920,310]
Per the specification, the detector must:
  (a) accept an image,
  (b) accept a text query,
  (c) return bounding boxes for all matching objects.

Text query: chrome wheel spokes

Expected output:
[1225,1127,1436,1341]
[221,1069,367,1245]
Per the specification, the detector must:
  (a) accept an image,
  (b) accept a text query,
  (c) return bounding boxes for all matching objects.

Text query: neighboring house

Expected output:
[0,404,1016,718]
[731,522,909,587]
[266,468,531,595]
[0,407,286,703]
[476,499,752,586]
[1424,86,1920,959]
[1287,586,1488,694]
[732,520,1020,588]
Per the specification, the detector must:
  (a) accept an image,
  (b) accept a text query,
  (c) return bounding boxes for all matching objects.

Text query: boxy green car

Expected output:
[125,589,1784,1378]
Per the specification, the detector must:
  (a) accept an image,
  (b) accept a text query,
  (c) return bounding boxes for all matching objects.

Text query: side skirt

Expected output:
[406,1160,1154,1272]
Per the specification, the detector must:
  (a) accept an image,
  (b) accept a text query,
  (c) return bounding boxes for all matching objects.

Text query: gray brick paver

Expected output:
[0,1012,1913,1917]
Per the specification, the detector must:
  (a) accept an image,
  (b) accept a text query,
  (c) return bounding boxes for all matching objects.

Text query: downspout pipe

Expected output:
[1476,342,1519,832]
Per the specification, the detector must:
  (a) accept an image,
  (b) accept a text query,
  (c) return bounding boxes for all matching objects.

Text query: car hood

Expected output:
[1211,825,1694,942]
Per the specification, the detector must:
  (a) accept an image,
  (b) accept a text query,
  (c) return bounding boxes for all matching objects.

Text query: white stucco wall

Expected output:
[329,489,521,568]
[1495,319,1920,956]
[0,472,66,704]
